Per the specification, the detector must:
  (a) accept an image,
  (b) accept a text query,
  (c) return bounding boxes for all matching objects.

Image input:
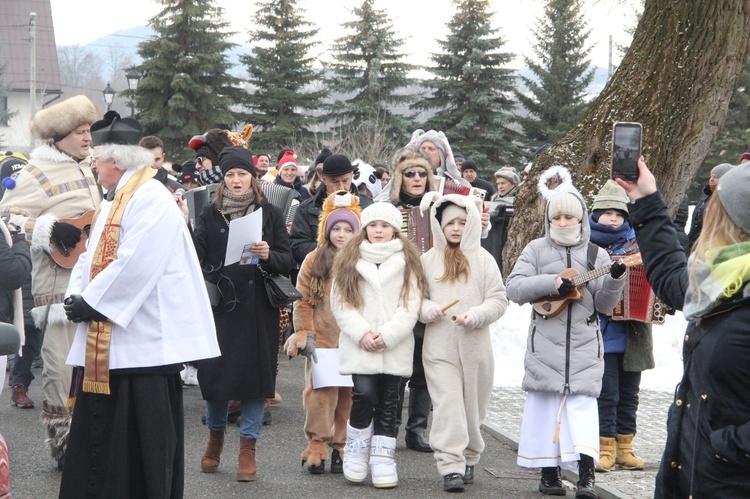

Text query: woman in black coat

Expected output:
[619,158,750,498]
[193,147,294,483]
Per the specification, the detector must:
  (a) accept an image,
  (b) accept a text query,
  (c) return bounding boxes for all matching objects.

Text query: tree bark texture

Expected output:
[503,0,750,276]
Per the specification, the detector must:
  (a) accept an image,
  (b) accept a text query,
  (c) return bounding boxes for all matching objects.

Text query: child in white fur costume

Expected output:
[419,193,508,492]
[330,202,426,489]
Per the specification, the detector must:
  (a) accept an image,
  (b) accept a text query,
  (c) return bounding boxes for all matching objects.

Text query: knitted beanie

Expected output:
[315,147,333,166]
[318,190,362,244]
[711,163,734,178]
[538,166,585,222]
[439,202,467,229]
[218,146,256,177]
[717,163,750,235]
[461,160,478,172]
[494,167,521,186]
[360,202,403,232]
[592,179,629,214]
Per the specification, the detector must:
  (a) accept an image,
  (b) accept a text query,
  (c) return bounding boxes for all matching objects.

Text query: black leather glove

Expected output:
[63,295,107,323]
[299,333,317,363]
[557,277,576,296]
[51,222,82,251]
[610,261,627,279]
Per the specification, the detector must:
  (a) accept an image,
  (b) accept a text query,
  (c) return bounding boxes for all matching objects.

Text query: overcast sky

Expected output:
[51,0,640,69]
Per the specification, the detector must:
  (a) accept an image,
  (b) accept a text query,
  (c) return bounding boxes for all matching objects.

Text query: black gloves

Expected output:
[557,278,576,296]
[64,295,107,323]
[299,333,317,363]
[610,261,627,279]
[51,222,82,252]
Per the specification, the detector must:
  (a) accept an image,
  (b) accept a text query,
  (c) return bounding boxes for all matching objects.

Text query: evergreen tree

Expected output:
[412,0,522,170]
[516,0,595,145]
[691,53,750,198]
[136,0,245,160]
[326,0,417,153]
[242,0,326,153]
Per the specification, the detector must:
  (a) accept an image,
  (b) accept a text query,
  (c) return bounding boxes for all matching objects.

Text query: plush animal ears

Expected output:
[537,165,578,201]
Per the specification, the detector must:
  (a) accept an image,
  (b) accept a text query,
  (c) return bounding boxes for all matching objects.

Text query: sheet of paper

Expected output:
[224,208,263,265]
[311,348,354,389]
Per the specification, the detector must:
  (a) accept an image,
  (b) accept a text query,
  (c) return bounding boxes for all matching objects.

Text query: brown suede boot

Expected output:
[201,429,225,473]
[237,437,257,482]
[595,436,616,472]
[616,434,644,470]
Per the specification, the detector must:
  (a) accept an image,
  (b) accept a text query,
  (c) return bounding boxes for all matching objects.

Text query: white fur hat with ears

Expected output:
[538,165,584,221]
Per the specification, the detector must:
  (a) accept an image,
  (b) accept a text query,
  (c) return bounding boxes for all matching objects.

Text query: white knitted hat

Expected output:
[360,202,403,232]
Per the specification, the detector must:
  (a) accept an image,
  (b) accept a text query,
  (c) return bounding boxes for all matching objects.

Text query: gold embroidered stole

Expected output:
[83,167,156,394]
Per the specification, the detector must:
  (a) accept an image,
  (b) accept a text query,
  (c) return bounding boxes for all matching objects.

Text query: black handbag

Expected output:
[259,266,301,308]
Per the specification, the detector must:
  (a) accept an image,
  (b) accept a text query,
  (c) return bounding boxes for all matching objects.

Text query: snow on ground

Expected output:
[491,301,687,392]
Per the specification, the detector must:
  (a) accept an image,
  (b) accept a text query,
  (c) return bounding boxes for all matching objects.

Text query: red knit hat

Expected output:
[278,150,298,172]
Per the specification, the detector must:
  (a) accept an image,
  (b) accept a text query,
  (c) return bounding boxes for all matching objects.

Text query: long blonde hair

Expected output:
[333,230,426,310]
[437,243,471,283]
[689,195,750,284]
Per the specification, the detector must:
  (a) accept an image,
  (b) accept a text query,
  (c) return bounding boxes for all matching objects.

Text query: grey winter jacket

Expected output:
[505,191,624,397]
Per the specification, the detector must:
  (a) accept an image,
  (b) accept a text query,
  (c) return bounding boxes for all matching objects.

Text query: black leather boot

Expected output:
[539,466,566,495]
[404,387,431,452]
[576,455,597,498]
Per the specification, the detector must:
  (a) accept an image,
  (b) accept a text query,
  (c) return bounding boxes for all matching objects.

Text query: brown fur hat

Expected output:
[389,146,437,204]
[30,95,98,142]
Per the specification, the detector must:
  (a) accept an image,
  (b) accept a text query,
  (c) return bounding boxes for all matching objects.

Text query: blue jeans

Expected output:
[205,398,265,439]
[10,324,41,388]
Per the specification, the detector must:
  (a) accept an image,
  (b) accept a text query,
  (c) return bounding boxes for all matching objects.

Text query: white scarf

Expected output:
[1,220,25,353]
[359,238,403,264]
[549,223,582,247]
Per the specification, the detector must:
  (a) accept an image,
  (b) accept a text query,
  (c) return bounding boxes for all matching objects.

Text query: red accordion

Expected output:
[610,263,666,324]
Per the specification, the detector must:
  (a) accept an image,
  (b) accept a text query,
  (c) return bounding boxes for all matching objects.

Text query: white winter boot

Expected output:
[370,435,398,488]
[343,421,373,483]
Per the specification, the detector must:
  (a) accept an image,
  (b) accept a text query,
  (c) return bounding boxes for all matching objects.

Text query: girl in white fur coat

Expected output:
[419,193,508,492]
[331,202,426,489]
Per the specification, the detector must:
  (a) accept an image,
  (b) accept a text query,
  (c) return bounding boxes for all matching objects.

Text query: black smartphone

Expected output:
[611,122,642,181]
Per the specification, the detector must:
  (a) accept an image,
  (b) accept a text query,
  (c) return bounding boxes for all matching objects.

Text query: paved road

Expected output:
[4,354,669,498]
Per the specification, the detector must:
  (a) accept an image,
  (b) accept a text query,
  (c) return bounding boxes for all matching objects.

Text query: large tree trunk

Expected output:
[504,0,750,276]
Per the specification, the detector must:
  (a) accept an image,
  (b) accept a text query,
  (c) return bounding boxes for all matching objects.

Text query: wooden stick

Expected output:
[440,299,460,313]
[451,315,465,324]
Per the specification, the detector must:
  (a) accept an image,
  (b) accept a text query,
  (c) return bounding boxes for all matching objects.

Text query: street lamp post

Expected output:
[102,82,115,111]
[125,67,142,118]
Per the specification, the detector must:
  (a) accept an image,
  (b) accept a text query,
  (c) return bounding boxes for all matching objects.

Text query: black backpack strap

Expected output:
[586,242,600,326]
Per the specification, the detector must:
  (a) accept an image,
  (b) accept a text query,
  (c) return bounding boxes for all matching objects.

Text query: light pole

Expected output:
[125,67,142,118]
[102,82,115,111]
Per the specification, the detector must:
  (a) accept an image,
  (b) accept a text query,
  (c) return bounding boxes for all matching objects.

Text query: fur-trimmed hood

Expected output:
[29,143,83,164]
[388,146,438,204]
[30,95,98,142]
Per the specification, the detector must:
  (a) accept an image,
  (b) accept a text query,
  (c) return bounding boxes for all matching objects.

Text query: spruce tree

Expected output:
[136,0,245,160]
[242,0,326,154]
[516,0,595,145]
[412,0,522,170]
[326,0,417,155]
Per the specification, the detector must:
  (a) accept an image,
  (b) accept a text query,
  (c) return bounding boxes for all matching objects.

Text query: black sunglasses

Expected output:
[403,170,427,178]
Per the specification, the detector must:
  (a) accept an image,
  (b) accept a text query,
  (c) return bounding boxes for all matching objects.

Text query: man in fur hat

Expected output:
[0,95,102,469]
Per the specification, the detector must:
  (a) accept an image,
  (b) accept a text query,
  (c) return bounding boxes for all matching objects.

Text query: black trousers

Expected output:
[597,352,641,437]
[350,373,401,437]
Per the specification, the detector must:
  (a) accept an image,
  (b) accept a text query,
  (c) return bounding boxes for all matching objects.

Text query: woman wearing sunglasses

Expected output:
[192,146,294,483]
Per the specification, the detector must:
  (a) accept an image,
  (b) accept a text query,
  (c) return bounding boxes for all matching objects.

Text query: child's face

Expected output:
[442,218,466,244]
[365,221,395,243]
[329,221,354,249]
[598,209,625,229]
[550,214,580,227]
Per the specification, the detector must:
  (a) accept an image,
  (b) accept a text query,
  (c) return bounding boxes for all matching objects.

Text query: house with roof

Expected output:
[0,0,62,152]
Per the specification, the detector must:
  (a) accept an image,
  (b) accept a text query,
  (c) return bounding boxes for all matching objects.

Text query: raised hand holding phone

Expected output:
[610,122,642,181]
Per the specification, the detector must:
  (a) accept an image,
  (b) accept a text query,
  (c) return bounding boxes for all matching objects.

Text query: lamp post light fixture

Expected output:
[124,67,142,118]
[102,82,115,111]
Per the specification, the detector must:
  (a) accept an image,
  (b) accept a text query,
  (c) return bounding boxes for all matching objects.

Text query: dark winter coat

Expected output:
[469,177,496,197]
[289,183,372,265]
[0,229,31,325]
[672,194,690,254]
[193,199,294,401]
[630,191,750,498]
[687,185,711,251]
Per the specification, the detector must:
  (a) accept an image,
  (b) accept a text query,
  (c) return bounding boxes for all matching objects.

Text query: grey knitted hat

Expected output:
[711,163,734,178]
[592,179,629,214]
[717,163,750,235]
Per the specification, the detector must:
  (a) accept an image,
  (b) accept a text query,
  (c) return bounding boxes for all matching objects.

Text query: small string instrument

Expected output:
[531,253,643,319]
[49,210,96,269]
